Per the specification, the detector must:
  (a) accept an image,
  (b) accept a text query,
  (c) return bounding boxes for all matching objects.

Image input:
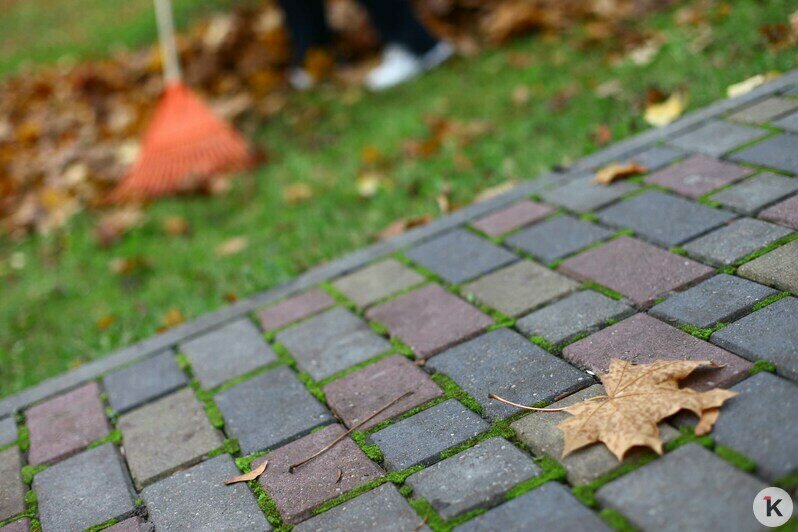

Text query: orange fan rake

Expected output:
[112,0,254,202]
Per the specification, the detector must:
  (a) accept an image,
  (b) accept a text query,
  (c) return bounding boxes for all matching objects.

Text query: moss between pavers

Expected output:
[85,517,119,532]
[714,444,757,473]
[677,322,728,342]
[752,291,791,312]
[430,373,484,416]
[87,429,123,450]
[581,281,624,301]
[749,359,778,376]
[600,508,638,532]
[0,488,39,529]
[734,233,798,268]
[571,453,659,508]
[207,438,240,458]
[318,281,357,314]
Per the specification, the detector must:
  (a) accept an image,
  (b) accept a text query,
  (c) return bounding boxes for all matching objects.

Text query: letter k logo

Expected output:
[764,496,783,517]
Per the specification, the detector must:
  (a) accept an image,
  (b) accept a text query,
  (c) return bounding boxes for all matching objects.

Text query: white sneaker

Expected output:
[365,45,424,92]
[288,68,315,91]
[421,41,455,70]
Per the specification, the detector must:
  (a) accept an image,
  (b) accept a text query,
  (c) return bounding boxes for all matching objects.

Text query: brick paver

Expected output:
[35,444,136,532]
[26,381,110,465]
[562,313,751,390]
[462,261,579,317]
[257,424,384,524]
[406,438,540,519]
[730,133,798,174]
[558,236,713,307]
[106,517,152,532]
[323,355,442,430]
[276,307,391,380]
[118,388,223,488]
[471,200,553,236]
[332,259,425,309]
[683,218,791,267]
[427,329,589,420]
[456,482,610,532]
[366,284,493,359]
[737,239,798,294]
[649,274,777,328]
[759,194,798,230]
[215,366,333,454]
[0,416,16,447]
[666,122,768,157]
[774,109,798,132]
[0,448,25,522]
[710,173,798,215]
[596,444,766,532]
[711,296,798,382]
[0,519,29,532]
[728,97,798,123]
[369,399,490,471]
[142,455,270,531]
[103,349,188,414]
[257,288,334,331]
[505,215,612,263]
[516,290,633,345]
[598,190,736,246]
[295,484,428,532]
[406,229,517,284]
[628,145,685,170]
[540,176,638,213]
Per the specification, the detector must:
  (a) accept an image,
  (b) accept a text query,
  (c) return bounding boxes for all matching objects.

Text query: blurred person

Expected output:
[278,0,454,91]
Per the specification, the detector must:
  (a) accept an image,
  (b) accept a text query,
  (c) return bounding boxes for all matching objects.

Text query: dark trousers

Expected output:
[279,0,438,65]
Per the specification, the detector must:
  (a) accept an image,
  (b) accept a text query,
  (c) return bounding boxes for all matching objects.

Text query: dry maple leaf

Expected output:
[224,460,267,485]
[593,161,648,185]
[491,358,737,461]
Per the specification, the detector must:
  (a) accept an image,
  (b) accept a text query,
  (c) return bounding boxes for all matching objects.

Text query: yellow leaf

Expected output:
[593,162,648,185]
[726,72,781,98]
[644,91,687,127]
[160,308,185,330]
[224,460,267,485]
[215,237,249,257]
[356,172,382,198]
[283,183,313,205]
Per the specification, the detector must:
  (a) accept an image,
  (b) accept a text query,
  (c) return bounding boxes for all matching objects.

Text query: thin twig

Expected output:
[413,517,429,532]
[289,391,414,473]
[487,393,572,412]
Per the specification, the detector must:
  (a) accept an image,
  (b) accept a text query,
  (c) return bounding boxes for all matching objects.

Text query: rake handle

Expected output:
[154,0,182,84]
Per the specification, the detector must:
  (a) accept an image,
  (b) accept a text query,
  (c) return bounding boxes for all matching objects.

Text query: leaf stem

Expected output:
[488,393,571,412]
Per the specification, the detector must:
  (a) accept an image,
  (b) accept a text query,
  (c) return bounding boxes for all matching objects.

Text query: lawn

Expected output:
[1,0,796,398]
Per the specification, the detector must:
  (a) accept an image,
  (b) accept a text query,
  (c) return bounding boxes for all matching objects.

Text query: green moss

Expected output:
[272,342,295,366]
[17,421,30,452]
[752,291,790,312]
[580,212,600,223]
[235,451,268,472]
[715,445,757,473]
[749,359,777,375]
[407,497,450,532]
[777,472,798,492]
[317,351,394,387]
[529,336,555,352]
[430,373,484,415]
[351,431,384,463]
[86,518,119,532]
[572,454,658,508]
[21,464,48,485]
[600,508,637,532]
[176,353,193,377]
[735,233,798,267]
[506,456,566,499]
[251,482,285,528]
[212,362,282,394]
[296,372,326,403]
[582,281,623,301]
[547,258,565,270]
[313,478,388,515]
[209,438,240,458]
[668,246,687,256]
[677,322,727,342]
[664,425,713,452]
[614,228,636,238]
[319,281,357,313]
[87,428,123,449]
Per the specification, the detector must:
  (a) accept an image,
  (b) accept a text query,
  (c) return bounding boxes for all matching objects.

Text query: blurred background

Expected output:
[0,0,796,397]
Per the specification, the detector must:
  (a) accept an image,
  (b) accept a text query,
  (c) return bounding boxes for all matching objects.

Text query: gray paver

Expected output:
[323,355,442,430]
[710,372,798,481]
[667,121,768,157]
[471,200,553,237]
[428,329,589,420]
[365,284,493,359]
[596,444,766,532]
[103,349,188,414]
[106,517,153,532]
[504,215,613,263]
[645,154,754,198]
[276,307,390,380]
[649,274,777,328]
[369,399,490,471]
[215,366,333,454]
[512,385,679,485]
[406,438,540,519]
[558,236,714,307]
[683,218,792,267]
[405,229,518,284]
[711,172,798,215]
[0,448,25,522]
[295,484,429,532]
[257,424,384,524]
[331,259,425,309]
[774,110,798,132]
[35,444,136,532]
[462,260,579,317]
[597,190,736,247]
[540,175,638,213]
[760,194,798,230]
[0,519,29,532]
[257,288,334,331]
[0,416,16,447]
[730,133,798,174]
[729,97,798,123]
[563,313,751,390]
[142,454,271,531]
[712,296,798,382]
[456,482,610,532]
[628,145,686,171]
[180,319,277,389]
[118,388,223,488]
[737,239,798,295]
[516,290,634,345]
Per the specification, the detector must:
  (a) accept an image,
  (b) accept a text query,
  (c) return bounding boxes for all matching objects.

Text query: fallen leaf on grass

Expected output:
[377,214,433,241]
[474,181,518,203]
[726,72,781,98]
[593,161,648,185]
[215,236,248,257]
[356,171,383,198]
[591,124,613,147]
[644,91,687,127]
[282,183,314,205]
[160,308,185,330]
[96,315,117,331]
[490,359,736,461]
[163,216,190,236]
[225,460,268,485]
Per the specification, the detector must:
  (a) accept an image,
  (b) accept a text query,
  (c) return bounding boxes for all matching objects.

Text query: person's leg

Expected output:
[277,0,332,66]
[358,0,438,55]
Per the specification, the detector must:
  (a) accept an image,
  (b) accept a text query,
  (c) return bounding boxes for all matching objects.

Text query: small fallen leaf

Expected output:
[474,181,518,203]
[283,183,314,205]
[511,85,531,106]
[94,207,145,248]
[160,308,185,330]
[726,72,781,98]
[225,460,268,485]
[644,91,687,127]
[97,315,117,331]
[591,124,613,147]
[215,236,249,257]
[593,162,648,185]
[335,467,343,484]
[356,172,382,198]
[163,216,190,236]
[377,214,433,240]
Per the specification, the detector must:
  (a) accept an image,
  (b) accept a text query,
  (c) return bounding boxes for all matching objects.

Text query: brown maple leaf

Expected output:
[491,358,737,461]
[593,161,648,185]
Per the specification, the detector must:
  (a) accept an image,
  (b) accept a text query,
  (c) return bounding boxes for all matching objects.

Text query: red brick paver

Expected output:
[257,288,334,331]
[471,200,553,237]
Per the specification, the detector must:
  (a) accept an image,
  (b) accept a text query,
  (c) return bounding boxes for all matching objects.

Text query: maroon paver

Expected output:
[759,194,798,230]
[106,517,151,532]
[257,288,335,331]
[26,382,110,466]
[323,355,443,430]
[0,519,29,532]
[471,200,553,237]
[644,154,753,198]
[563,313,751,390]
[257,424,384,524]
[0,448,25,523]
[365,284,493,359]
[558,236,714,308]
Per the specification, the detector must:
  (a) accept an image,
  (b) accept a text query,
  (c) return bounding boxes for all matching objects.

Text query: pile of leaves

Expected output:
[0,0,671,238]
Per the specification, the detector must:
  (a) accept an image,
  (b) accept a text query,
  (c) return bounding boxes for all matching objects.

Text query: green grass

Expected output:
[2,0,798,397]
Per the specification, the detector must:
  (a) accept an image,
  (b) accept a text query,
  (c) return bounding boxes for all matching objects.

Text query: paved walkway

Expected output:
[2,74,798,532]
